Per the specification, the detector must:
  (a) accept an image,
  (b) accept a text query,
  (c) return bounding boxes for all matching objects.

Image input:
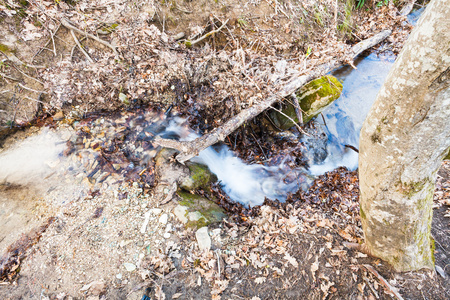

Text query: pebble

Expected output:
[173,205,188,223]
[149,208,162,215]
[123,263,136,272]
[159,213,168,224]
[195,227,211,251]
[141,211,151,233]
[163,232,171,239]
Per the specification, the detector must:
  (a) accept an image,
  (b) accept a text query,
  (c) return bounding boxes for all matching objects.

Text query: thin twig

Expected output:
[291,93,304,125]
[61,18,118,56]
[0,51,45,69]
[8,64,44,85]
[17,83,48,94]
[269,105,308,135]
[186,19,229,47]
[0,72,19,81]
[70,30,94,63]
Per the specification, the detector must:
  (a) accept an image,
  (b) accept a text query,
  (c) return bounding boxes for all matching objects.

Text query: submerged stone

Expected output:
[269,75,343,130]
[175,190,226,229]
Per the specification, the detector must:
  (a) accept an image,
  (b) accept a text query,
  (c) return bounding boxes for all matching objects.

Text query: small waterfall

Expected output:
[163,117,310,207]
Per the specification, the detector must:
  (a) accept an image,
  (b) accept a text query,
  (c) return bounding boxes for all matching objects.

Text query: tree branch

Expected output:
[154,30,392,163]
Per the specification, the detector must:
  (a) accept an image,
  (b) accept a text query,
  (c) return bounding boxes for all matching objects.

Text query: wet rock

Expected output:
[302,122,329,165]
[180,162,217,191]
[269,75,343,130]
[195,227,211,251]
[176,190,226,228]
[188,211,207,222]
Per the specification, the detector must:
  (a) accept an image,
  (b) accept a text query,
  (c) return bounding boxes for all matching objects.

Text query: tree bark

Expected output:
[359,0,450,272]
[154,30,392,163]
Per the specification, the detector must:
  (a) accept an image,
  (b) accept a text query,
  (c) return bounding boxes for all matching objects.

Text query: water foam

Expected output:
[0,128,69,186]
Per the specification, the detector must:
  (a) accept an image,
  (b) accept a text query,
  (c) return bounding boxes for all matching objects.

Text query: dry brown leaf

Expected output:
[284,253,298,268]
[255,277,266,284]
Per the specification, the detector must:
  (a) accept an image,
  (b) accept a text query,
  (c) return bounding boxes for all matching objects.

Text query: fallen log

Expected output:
[154,30,392,163]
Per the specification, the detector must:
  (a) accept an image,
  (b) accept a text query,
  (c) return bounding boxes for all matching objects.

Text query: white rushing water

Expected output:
[164,117,310,207]
[0,129,69,186]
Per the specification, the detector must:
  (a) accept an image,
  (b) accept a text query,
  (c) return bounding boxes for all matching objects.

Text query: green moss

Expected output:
[184,40,192,48]
[0,44,14,54]
[180,162,217,191]
[176,190,226,229]
[268,75,343,130]
[444,148,450,160]
[359,207,366,220]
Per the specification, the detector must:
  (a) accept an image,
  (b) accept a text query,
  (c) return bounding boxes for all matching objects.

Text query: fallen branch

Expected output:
[154,30,391,163]
[363,264,405,300]
[61,18,118,56]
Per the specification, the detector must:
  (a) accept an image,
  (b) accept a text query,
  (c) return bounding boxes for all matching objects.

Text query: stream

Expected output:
[0,52,396,210]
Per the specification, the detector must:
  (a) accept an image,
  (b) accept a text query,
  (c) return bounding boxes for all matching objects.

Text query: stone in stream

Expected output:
[180,162,217,191]
[268,75,343,130]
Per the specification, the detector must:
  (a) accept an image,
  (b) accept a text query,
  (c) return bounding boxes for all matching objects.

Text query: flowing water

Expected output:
[307,52,395,175]
[0,53,396,211]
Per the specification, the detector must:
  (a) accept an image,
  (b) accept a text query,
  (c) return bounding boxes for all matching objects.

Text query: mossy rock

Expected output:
[175,190,226,229]
[269,75,343,130]
[180,162,217,191]
[444,148,450,160]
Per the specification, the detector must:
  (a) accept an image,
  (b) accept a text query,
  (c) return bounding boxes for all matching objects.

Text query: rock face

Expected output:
[269,75,343,130]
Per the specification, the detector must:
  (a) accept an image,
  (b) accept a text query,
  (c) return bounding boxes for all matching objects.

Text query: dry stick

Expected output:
[32,24,61,61]
[291,94,304,125]
[186,19,229,47]
[1,51,45,69]
[0,72,19,81]
[60,18,118,56]
[70,30,94,63]
[17,83,48,94]
[154,30,392,163]
[363,264,405,300]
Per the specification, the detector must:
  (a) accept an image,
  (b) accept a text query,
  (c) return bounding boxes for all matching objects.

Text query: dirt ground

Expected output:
[1,0,449,299]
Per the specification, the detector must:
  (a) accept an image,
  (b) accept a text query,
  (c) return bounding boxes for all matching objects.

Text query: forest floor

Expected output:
[0,0,449,299]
